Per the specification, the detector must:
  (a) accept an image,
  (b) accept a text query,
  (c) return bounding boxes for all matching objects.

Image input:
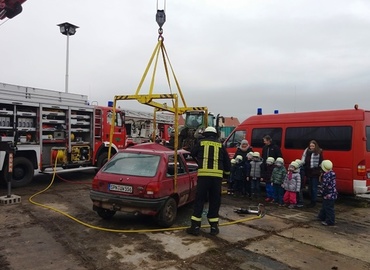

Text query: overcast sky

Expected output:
[1,0,370,122]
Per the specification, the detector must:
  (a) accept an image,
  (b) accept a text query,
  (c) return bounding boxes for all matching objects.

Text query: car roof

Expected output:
[122,142,189,156]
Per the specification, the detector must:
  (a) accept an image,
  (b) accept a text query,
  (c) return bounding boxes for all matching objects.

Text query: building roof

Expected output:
[222,116,240,127]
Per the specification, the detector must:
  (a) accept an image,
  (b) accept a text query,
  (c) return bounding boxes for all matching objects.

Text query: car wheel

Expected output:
[156,197,177,227]
[96,207,116,219]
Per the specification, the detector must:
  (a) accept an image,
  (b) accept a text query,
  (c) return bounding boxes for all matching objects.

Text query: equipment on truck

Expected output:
[0,82,127,187]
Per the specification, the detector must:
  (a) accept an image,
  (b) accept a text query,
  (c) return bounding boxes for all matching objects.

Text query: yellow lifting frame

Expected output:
[108,39,208,192]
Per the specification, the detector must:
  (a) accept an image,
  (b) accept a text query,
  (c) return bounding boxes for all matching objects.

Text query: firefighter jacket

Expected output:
[191,136,231,178]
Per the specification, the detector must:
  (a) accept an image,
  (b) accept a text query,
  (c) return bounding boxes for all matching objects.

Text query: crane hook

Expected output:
[156,0,166,39]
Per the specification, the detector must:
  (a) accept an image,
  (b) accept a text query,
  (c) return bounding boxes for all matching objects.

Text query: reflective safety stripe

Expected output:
[208,217,219,223]
[191,216,202,222]
[198,168,223,178]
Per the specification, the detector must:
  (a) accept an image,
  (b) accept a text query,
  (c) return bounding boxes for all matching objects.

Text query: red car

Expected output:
[0,0,26,20]
[90,143,198,227]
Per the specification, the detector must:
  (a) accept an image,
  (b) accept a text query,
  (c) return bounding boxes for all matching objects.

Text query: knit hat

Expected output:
[294,159,303,167]
[266,157,275,165]
[275,157,284,165]
[252,152,260,158]
[321,160,333,172]
[289,161,300,169]
[241,139,249,145]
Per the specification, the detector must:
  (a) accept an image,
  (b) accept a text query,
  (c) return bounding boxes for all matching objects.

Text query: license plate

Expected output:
[109,184,133,193]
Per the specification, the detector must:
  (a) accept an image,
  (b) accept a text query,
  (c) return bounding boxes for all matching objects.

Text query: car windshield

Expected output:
[102,152,160,177]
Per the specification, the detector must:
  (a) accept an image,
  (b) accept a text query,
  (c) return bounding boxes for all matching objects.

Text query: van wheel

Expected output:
[4,157,34,188]
[156,197,177,227]
[96,207,116,219]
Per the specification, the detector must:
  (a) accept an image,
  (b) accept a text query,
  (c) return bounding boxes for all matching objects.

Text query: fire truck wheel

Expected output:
[4,157,34,188]
[156,197,177,227]
[96,207,116,220]
[97,152,109,168]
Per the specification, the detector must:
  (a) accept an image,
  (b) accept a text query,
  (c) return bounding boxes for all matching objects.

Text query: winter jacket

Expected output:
[302,148,323,177]
[261,143,282,172]
[250,159,262,179]
[321,170,338,200]
[271,166,287,185]
[233,147,253,163]
[282,171,301,192]
[262,164,275,183]
[231,161,247,181]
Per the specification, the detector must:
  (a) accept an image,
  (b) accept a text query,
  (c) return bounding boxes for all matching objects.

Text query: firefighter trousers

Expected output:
[191,176,222,223]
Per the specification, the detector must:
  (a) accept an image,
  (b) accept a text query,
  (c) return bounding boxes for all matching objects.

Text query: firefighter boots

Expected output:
[186,220,201,236]
[209,222,219,236]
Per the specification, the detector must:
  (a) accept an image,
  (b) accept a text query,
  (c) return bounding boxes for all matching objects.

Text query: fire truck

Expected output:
[124,109,173,146]
[0,82,127,187]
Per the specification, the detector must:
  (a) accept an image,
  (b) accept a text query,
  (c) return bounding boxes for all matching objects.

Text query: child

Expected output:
[318,160,337,226]
[227,159,236,195]
[245,152,253,198]
[232,155,247,197]
[249,152,263,198]
[263,157,275,202]
[295,159,305,207]
[271,157,287,206]
[282,161,301,208]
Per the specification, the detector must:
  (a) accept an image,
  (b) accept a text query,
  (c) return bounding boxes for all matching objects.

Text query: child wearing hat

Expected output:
[271,157,287,206]
[263,157,275,202]
[249,151,263,198]
[282,161,301,209]
[318,160,337,226]
[227,159,236,195]
[232,155,247,197]
[295,159,305,207]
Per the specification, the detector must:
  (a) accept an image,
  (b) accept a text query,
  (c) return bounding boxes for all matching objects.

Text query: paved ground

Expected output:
[0,171,369,270]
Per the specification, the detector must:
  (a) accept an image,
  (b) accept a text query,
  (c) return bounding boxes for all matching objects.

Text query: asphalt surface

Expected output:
[1,171,370,270]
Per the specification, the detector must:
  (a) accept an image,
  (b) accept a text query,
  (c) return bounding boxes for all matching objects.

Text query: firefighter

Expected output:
[186,126,231,236]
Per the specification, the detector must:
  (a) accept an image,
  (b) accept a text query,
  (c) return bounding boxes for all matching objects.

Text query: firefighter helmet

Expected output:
[204,126,217,134]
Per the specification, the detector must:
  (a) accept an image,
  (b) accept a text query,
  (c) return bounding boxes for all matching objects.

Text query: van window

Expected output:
[225,130,246,148]
[285,126,352,151]
[251,128,282,148]
[366,126,370,151]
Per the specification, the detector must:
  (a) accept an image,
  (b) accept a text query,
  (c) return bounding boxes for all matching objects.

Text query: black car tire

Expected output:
[156,197,177,227]
[4,156,34,188]
[96,207,116,219]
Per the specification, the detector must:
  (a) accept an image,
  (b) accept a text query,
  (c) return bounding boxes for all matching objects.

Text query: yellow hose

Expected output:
[28,158,263,233]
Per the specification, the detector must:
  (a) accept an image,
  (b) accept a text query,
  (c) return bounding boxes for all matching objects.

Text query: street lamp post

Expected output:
[57,22,79,93]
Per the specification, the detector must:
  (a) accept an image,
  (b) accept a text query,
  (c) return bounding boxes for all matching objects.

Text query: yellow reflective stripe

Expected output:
[202,143,210,169]
[198,168,223,177]
[191,216,202,222]
[208,218,219,223]
[213,146,219,169]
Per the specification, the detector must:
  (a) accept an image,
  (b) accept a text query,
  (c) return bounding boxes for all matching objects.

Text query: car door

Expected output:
[166,154,192,206]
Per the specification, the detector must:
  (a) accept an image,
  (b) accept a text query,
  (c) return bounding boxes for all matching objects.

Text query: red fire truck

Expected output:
[0,82,127,187]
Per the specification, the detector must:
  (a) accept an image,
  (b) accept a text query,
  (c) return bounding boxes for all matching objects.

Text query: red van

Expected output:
[224,108,370,195]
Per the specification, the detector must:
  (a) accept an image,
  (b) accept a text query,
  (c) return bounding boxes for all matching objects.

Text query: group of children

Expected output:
[228,152,303,208]
[228,151,338,226]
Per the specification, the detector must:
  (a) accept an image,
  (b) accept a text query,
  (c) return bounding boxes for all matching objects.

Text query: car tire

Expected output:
[96,207,116,219]
[156,197,177,227]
